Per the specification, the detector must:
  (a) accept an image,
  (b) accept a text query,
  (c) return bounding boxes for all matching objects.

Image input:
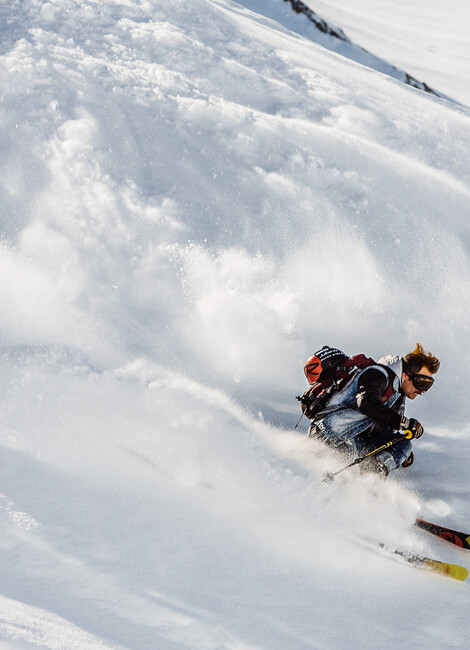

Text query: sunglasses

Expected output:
[408,372,434,392]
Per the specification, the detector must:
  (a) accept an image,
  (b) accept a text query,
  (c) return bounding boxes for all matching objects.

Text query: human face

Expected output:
[401,365,434,400]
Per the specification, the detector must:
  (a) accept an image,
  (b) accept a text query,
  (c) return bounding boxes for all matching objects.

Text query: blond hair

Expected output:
[403,343,440,375]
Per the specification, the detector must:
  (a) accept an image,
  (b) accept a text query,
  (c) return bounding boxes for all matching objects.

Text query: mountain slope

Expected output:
[1,1,470,648]
[307,0,470,106]
[238,0,444,97]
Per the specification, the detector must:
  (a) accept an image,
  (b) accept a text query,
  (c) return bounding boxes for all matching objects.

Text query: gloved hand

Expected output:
[400,416,424,439]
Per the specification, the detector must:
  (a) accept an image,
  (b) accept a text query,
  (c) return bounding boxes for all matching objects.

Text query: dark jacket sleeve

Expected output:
[356,367,402,430]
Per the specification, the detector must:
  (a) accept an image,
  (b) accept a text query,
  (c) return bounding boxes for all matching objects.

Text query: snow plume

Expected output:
[1,0,470,648]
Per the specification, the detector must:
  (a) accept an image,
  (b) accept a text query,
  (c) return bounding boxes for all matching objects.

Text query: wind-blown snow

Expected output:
[1,0,470,648]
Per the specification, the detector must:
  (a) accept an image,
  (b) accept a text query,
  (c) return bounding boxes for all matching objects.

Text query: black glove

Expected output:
[400,417,424,439]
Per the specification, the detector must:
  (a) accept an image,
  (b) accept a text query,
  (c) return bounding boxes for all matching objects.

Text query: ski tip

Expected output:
[423,558,469,581]
[456,567,469,581]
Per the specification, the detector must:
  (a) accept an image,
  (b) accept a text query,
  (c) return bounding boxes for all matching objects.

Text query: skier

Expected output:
[308,343,439,476]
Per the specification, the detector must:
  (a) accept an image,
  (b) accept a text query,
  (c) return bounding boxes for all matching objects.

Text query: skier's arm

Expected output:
[356,368,402,429]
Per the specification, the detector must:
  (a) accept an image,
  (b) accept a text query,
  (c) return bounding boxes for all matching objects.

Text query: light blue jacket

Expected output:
[310,355,411,470]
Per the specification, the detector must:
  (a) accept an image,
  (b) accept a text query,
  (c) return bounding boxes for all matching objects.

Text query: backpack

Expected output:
[296,346,376,421]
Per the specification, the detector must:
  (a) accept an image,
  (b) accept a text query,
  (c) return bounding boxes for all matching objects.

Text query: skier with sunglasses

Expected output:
[308,343,440,477]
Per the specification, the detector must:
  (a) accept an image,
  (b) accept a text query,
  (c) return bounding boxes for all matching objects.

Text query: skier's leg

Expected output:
[369,429,412,475]
[352,428,412,476]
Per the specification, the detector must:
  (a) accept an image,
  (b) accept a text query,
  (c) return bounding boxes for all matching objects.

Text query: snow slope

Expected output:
[1,0,470,648]
[238,0,444,98]
[306,0,470,106]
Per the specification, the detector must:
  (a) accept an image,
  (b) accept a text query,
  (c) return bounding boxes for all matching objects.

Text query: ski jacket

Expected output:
[309,355,405,448]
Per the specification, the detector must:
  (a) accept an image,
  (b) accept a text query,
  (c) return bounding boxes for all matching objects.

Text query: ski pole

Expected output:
[322,431,412,483]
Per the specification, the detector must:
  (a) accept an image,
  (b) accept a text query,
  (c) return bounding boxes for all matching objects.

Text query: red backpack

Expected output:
[296,346,376,421]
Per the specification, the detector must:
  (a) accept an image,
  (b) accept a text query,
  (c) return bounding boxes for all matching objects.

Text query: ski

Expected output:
[362,538,469,581]
[390,546,469,581]
[415,518,470,550]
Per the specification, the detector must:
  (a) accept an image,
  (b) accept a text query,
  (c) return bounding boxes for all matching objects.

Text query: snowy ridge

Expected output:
[283,0,441,95]
[239,0,443,98]
[1,0,470,648]
[306,0,470,106]
[282,0,350,40]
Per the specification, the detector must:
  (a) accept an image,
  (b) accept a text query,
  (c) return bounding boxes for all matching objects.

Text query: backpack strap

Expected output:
[375,364,397,403]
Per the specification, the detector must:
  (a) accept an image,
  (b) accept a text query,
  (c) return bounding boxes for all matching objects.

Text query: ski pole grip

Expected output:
[403,429,413,440]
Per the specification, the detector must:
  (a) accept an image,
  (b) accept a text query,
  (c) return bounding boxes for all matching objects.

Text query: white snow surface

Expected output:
[1,0,470,648]
[306,0,470,106]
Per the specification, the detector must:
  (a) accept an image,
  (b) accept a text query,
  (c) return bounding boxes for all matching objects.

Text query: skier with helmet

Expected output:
[303,343,440,477]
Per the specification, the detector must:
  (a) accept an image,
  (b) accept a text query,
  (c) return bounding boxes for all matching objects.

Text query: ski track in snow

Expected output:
[1,0,470,648]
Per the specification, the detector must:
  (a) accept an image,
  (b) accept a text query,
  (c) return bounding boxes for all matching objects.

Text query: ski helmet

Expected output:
[304,346,348,384]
